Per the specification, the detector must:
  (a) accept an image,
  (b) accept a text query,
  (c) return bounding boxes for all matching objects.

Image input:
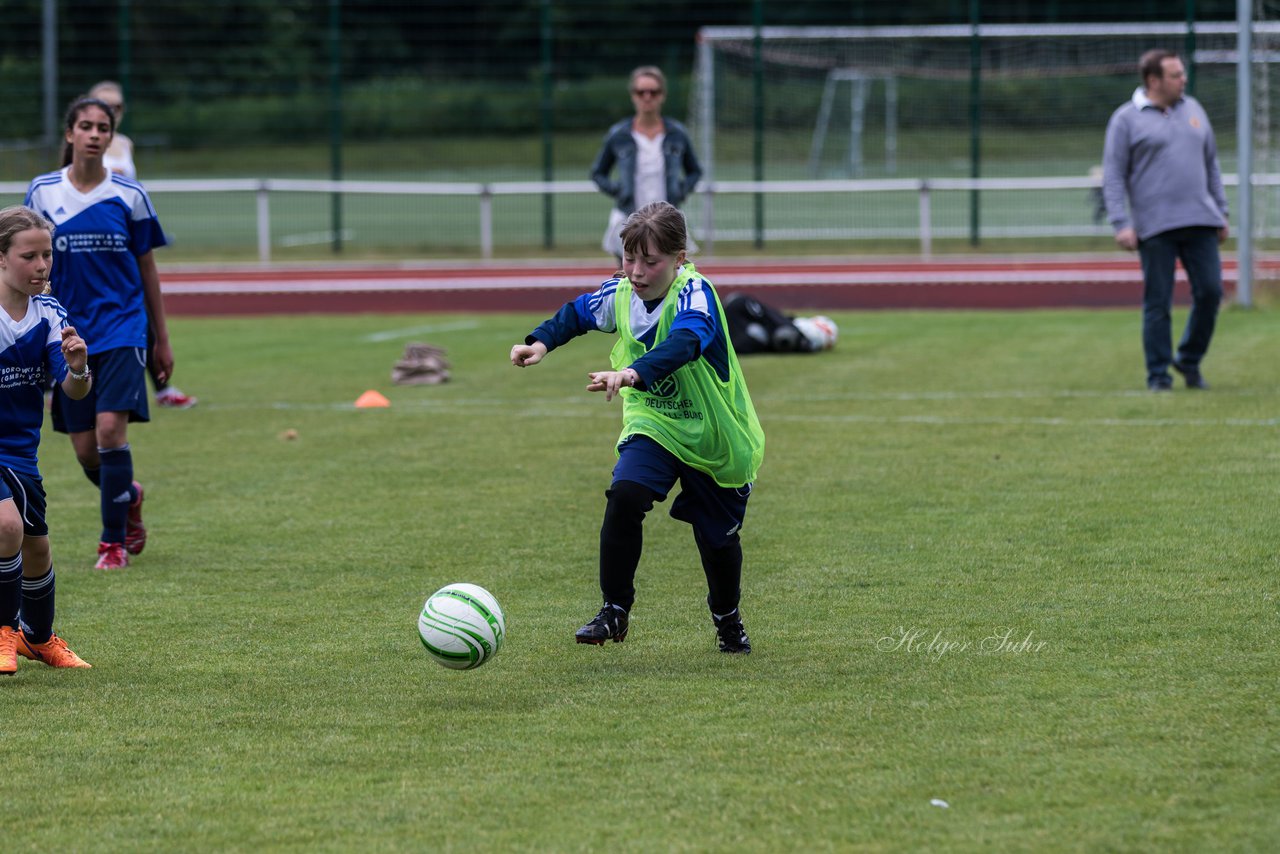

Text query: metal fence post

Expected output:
[256,180,271,263]
[328,0,344,254]
[702,184,715,256]
[918,180,932,259]
[969,1,982,246]
[480,185,494,260]
[540,0,554,250]
[1236,0,1254,307]
[42,0,57,150]
[752,0,765,249]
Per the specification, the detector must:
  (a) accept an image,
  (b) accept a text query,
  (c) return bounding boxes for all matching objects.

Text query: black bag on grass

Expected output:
[722,293,837,355]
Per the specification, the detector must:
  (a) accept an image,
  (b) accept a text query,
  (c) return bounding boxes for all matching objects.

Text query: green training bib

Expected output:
[610,263,765,488]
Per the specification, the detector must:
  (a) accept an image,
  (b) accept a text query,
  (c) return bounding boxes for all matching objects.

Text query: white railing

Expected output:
[3,175,1273,261]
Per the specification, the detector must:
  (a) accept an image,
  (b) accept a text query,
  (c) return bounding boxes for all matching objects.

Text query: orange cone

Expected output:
[355,390,390,408]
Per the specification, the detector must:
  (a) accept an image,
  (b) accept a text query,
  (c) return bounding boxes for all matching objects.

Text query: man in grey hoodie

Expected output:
[1103,49,1229,392]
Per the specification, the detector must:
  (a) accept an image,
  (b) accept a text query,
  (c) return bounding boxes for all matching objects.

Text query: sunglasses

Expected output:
[632,88,663,97]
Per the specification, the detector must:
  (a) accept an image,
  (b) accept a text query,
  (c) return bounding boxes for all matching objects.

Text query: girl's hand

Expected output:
[587,368,639,402]
[151,338,174,385]
[511,341,547,367]
[60,326,88,373]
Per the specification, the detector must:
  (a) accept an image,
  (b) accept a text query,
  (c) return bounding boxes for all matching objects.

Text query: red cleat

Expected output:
[155,387,197,409]
[94,541,128,570]
[125,481,146,555]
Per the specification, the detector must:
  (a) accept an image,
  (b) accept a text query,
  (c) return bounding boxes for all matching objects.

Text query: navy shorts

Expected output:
[52,346,150,434]
[0,467,49,538]
[612,434,753,549]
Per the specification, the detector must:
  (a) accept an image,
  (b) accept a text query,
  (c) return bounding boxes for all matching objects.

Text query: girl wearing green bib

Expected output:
[510,202,764,654]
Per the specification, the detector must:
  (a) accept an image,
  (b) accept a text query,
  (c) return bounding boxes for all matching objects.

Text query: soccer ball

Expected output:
[793,315,839,351]
[417,583,506,670]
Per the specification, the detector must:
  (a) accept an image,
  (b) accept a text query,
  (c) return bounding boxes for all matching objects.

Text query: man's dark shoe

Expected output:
[1147,375,1173,392]
[1172,360,1209,390]
[575,604,629,645]
[713,609,752,654]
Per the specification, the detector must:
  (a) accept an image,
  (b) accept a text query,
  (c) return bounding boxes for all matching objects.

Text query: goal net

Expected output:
[1254,2,1280,256]
[688,21,1280,247]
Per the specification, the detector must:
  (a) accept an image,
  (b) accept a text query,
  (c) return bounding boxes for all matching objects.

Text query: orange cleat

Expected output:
[17,630,91,668]
[0,625,18,675]
[94,541,129,570]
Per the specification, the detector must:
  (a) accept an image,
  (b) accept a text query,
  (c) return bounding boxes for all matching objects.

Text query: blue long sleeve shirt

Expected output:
[1102,88,1228,241]
[527,274,730,390]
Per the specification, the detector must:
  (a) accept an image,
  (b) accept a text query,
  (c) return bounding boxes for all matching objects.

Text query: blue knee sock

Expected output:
[0,553,20,630]
[19,568,54,643]
[99,445,135,544]
[82,465,101,487]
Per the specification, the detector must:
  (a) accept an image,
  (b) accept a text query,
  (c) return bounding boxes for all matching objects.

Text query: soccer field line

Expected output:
[228,397,1280,428]
[252,398,610,415]
[764,413,1280,428]
[360,320,483,342]
[249,387,1280,409]
[765,388,1280,402]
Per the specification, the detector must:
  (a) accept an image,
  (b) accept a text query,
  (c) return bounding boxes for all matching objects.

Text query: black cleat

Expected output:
[575,604,629,645]
[713,609,752,654]
[1147,375,1173,392]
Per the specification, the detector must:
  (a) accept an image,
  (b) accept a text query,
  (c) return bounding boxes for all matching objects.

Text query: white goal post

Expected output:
[809,69,897,177]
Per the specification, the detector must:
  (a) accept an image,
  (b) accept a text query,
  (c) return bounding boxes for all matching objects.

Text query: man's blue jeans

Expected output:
[1137,226,1222,381]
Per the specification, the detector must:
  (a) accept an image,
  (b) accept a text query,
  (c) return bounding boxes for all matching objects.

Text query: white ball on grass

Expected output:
[417,583,506,670]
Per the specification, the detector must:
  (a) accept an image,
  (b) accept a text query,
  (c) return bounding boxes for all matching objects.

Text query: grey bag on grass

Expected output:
[392,343,451,385]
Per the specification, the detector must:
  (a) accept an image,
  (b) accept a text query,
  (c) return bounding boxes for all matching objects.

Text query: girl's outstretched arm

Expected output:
[510,340,548,367]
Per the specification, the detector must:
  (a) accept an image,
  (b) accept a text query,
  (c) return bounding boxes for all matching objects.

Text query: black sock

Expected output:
[598,481,655,612]
[0,552,20,630]
[20,568,54,643]
[695,529,742,616]
[98,446,135,544]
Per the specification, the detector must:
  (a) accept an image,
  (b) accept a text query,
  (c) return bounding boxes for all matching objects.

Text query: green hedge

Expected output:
[129,75,692,148]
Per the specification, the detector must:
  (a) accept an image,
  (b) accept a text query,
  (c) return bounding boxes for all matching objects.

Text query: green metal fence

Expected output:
[1,0,1250,258]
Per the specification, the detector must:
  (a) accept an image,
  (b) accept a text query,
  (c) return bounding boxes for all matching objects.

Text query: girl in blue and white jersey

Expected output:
[89,81,198,410]
[0,206,93,672]
[24,96,177,570]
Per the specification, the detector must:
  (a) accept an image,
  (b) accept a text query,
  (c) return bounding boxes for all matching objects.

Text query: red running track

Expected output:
[159,255,1265,315]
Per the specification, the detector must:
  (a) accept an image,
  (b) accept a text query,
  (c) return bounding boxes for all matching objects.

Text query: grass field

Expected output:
[7,305,1278,850]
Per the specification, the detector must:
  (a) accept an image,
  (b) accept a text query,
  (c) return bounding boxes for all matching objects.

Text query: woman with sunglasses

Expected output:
[590,66,703,265]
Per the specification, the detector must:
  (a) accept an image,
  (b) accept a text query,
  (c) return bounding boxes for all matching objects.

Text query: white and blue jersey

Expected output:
[0,296,72,476]
[529,272,731,387]
[24,168,167,353]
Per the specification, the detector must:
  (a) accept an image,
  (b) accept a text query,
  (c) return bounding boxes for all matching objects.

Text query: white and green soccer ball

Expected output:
[418,583,506,670]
